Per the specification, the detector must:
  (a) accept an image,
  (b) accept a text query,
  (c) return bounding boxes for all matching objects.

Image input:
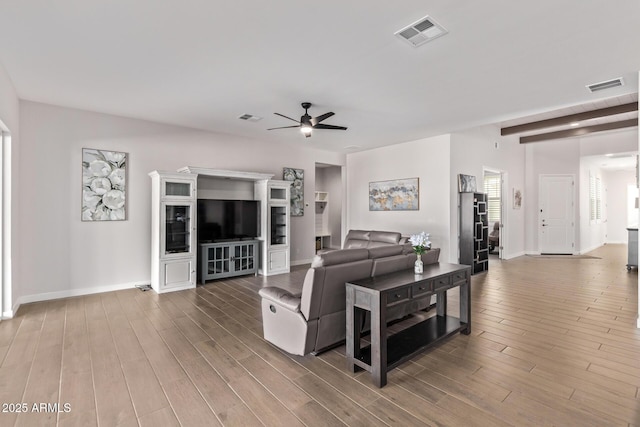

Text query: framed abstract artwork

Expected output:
[283,167,304,216]
[369,178,419,211]
[82,148,127,221]
[458,174,477,193]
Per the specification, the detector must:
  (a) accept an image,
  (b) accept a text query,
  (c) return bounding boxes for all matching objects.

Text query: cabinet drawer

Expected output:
[433,276,451,291]
[386,288,410,306]
[412,281,432,297]
[452,271,468,284]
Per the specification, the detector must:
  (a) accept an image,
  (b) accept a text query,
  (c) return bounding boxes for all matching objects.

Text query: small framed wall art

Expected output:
[283,167,304,216]
[82,148,127,221]
[458,174,477,193]
[513,188,522,209]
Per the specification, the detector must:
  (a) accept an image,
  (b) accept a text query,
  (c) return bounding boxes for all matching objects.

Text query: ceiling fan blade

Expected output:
[274,112,301,124]
[311,112,334,126]
[313,124,348,130]
[267,125,301,130]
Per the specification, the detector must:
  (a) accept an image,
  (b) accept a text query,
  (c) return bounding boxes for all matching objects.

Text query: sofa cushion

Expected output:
[368,245,404,259]
[421,248,441,265]
[371,254,413,276]
[301,258,373,321]
[346,230,370,241]
[402,242,415,254]
[311,248,370,268]
[343,230,370,249]
[369,231,401,245]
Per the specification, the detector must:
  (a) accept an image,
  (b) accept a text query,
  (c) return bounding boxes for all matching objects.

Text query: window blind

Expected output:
[484,174,501,224]
[589,173,602,222]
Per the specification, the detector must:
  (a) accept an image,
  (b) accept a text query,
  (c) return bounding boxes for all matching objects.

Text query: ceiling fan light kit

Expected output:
[268,102,347,138]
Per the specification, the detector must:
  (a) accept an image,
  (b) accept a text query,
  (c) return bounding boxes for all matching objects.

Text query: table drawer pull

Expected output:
[434,277,451,290]
[412,282,432,296]
[453,272,467,281]
[387,288,410,305]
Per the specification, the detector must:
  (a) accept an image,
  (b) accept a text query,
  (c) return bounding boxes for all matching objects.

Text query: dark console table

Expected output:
[346,263,471,387]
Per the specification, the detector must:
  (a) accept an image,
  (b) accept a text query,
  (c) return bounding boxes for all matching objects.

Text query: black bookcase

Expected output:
[459,192,489,274]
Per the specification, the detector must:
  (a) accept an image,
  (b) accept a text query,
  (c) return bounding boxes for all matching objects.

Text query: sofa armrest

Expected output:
[258,287,301,312]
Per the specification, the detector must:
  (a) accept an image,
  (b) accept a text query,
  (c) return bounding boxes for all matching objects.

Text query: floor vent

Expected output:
[395,15,448,47]
[586,78,624,93]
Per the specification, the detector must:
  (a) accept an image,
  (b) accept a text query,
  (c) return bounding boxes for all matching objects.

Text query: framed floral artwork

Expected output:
[82,148,127,221]
[283,167,304,216]
[513,188,522,209]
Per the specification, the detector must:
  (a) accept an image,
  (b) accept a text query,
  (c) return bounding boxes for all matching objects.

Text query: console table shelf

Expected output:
[346,263,471,387]
[352,315,465,371]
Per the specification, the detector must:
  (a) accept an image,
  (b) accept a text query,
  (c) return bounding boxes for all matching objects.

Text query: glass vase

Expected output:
[414,253,423,274]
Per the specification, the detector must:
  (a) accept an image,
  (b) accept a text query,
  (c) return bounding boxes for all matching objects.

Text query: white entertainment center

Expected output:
[149,167,291,293]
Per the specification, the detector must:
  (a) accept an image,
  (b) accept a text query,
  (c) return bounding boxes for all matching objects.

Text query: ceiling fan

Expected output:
[267,102,347,138]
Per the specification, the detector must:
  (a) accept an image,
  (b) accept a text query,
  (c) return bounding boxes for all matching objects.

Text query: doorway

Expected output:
[483,169,505,259]
[539,174,575,254]
[314,163,343,252]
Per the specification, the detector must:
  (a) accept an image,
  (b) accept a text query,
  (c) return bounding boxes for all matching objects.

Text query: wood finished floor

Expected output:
[0,244,639,426]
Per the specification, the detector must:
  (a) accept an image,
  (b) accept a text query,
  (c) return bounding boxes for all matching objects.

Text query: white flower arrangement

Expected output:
[409,231,431,255]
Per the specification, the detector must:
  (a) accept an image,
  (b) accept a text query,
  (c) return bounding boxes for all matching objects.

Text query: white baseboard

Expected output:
[10,281,145,316]
[291,258,313,267]
[503,251,526,260]
[580,243,604,255]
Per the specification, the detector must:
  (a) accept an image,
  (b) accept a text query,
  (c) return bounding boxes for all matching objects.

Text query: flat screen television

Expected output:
[197,199,260,242]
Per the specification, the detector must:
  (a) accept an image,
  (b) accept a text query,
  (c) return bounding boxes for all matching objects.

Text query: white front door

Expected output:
[539,175,575,254]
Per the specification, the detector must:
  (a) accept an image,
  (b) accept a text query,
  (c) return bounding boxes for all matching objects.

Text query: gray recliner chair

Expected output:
[259,249,373,356]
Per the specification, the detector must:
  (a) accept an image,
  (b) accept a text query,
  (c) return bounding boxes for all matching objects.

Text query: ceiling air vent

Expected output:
[586,77,624,93]
[238,114,262,122]
[395,15,448,47]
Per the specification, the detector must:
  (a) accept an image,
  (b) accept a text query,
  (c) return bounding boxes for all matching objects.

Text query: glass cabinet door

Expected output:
[269,187,287,201]
[165,204,191,254]
[163,180,193,198]
[270,206,287,245]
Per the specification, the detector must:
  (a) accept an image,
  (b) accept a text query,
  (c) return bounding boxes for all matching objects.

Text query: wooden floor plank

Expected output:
[162,377,222,426]
[180,356,262,426]
[0,243,638,426]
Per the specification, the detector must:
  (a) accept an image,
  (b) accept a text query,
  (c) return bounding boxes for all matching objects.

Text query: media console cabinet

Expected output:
[199,240,259,283]
[346,263,471,387]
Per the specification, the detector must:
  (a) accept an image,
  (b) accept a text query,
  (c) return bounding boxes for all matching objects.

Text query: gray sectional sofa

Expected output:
[259,234,440,356]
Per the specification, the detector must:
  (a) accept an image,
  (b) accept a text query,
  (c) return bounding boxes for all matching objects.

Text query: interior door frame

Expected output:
[483,167,507,260]
[538,174,576,255]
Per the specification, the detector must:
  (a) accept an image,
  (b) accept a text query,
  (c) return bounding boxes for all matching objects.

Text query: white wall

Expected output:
[17,101,344,305]
[524,129,637,254]
[579,157,607,253]
[0,62,20,317]
[451,125,527,260]
[346,135,452,261]
[603,169,636,244]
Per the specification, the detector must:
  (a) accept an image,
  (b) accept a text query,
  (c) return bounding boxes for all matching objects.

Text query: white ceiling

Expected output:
[0,1,639,152]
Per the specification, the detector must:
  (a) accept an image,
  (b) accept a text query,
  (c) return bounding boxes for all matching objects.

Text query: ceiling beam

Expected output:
[519,118,638,144]
[502,102,638,136]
